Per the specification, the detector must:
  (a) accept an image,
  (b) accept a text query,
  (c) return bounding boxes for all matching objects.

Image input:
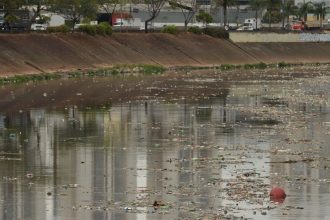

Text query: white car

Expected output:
[31,23,47,31]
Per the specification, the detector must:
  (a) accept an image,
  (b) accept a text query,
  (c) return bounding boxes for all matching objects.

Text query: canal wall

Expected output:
[1,32,330,76]
[230,32,330,42]
[236,42,330,63]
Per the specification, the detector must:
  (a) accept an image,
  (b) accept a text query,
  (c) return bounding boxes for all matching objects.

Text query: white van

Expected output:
[237,18,261,31]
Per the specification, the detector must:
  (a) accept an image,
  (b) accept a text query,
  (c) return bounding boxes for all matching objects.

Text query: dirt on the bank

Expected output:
[1,32,330,76]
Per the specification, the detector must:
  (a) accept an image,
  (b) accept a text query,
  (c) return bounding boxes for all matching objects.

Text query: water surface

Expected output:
[0,67,330,219]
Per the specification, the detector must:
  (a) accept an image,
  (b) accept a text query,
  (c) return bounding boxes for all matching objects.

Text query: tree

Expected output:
[25,0,51,29]
[264,0,280,29]
[48,0,98,29]
[280,0,297,28]
[249,0,266,30]
[97,0,121,14]
[0,0,24,11]
[4,14,19,31]
[169,0,196,31]
[214,0,235,27]
[298,1,313,22]
[144,0,166,33]
[232,0,241,28]
[313,2,328,28]
[0,0,26,31]
[196,11,213,26]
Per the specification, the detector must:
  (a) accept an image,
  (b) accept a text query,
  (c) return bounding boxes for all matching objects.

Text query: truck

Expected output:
[96,12,143,30]
[237,18,261,31]
[113,18,143,30]
[288,20,325,30]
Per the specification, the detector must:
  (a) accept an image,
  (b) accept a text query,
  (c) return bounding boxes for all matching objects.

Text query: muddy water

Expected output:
[1,67,330,219]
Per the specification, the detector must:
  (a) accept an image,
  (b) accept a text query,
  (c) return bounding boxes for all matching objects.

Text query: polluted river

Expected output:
[1,65,330,220]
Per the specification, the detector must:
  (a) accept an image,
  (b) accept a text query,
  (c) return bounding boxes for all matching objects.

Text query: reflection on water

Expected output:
[0,72,330,219]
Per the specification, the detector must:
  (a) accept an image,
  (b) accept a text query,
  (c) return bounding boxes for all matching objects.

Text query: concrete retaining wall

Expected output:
[237,42,330,63]
[230,32,330,42]
[1,33,330,76]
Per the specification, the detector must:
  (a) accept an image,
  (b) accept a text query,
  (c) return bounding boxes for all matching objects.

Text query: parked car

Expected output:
[290,22,304,31]
[31,23,47,31]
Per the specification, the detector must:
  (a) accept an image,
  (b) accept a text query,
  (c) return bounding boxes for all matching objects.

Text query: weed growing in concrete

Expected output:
[0,73,61,85]
[277,62,290,68]
[255,62,268,69]
[243,64,255,69]
[0,62,327,86]
[218,64,236,70]
[138,64,166,74]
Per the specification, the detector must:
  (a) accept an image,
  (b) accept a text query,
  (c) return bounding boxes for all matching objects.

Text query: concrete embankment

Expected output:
[237,42,330,63]
[0,32,330,76]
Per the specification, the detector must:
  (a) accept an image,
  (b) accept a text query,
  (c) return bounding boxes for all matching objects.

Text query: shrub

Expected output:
[278,61,289,68]
[78,22,112,36]
[96,25,106,35]
[46,25,70,33]
[203,27,229,39]
[78,24,97,35]
[256,62,267,69]
[97,22,112,35]
[138,64,166,74]
[244,63,255,69]
[219,64,235,70]
[161,25,178,34]
[188,26,203,35]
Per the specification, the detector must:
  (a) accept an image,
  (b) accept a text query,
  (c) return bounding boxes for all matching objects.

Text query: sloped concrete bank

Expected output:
[0,32,329,76]
[237,42,330,63]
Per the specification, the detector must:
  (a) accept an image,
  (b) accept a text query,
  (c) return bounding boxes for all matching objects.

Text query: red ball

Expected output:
[270,187,286,199]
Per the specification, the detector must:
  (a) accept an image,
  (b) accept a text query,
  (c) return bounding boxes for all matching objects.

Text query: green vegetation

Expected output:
[49,0,98,30]
[196,11,213,25]
[68,64,165,78]
[277,61,292,68]
[161,25,179,34]
[46,25,70,33]
[138,64,166,74]
[243,62,267,69]
[216,62,306,70]
[0,73,62,85]
[78,22,112,36]
[187,26,203,35]
[172,61,319,73]
[263,10,281,24]
[0,62,327,86]
[2,0,330,36]
[0,64,166,85]
[97,22,112,35]
[219,64,236,70]
[203,27,229,39]
[78,24,97,35]
[186,26,230,39]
